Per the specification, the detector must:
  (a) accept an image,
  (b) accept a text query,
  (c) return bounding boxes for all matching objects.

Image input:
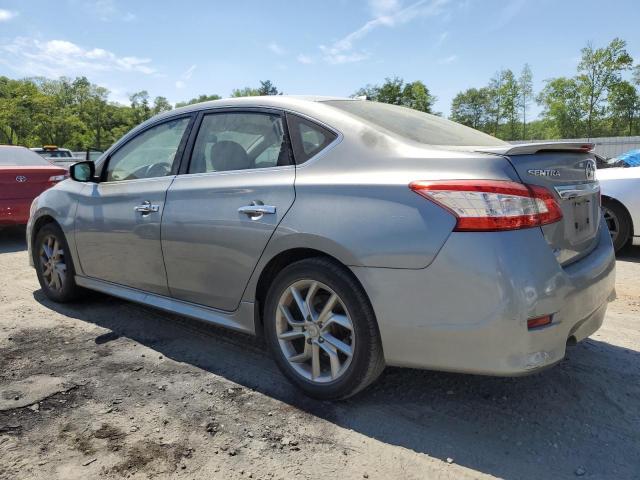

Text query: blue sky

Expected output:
[0,0,638,117]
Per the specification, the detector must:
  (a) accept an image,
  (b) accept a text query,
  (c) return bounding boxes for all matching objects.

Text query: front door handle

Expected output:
[238,201,276,219]
[134,201,160,214]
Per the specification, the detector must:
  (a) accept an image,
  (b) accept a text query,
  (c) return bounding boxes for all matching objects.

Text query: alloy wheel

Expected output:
[275,279,355,383]
[603,206,619,244]
[39,234,67,292]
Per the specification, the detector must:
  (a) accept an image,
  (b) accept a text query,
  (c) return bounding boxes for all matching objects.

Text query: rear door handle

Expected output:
[134,201,160,214]
[238,201,276,219]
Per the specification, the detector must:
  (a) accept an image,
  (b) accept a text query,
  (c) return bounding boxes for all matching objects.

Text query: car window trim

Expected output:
[178,107,294,176]
[98,113,196,183]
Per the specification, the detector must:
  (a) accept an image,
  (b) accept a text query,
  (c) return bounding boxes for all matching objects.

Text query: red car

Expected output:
[0,145,67,226]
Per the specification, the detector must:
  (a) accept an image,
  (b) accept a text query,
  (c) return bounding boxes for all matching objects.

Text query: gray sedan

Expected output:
[27,96,616,399]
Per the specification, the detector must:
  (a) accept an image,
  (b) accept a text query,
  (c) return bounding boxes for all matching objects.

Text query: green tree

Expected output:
[152,96,172,115]
[498,69,520,139]
[537,77,584,138]
[577,37,633,137]
[401,80,435,113]
[175,94,221,108]
[519,64,533,139]
[608,80,639,135]
[129,90,151,123]
[450,87,492,130]
[487,71,504,136]
[231,86,261,97]
[353,77,435,113]
[257,80,280,95]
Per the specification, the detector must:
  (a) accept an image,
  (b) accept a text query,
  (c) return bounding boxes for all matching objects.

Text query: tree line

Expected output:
[1,38,638,151]
[0,78,281,151]
[448,38,638,140]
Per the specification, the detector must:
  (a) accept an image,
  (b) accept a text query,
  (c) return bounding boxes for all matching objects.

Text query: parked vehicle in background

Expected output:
[0,146,67,226]
[31,146,84,170]
[31,146,75,159]
[27,97,615,399]
[598,163,640,252]
[72,150,105,162]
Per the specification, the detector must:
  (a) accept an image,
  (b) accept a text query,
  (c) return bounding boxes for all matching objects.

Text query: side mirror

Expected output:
[70,161,96,182]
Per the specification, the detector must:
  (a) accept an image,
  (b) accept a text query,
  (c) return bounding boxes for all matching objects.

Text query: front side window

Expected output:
[105,117,190,182]
[188,112,289,174]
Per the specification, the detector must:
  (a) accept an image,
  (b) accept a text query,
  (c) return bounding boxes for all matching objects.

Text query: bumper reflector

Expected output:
[527,315,552,330]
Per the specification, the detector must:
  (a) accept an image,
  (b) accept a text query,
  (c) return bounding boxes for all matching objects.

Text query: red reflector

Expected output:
[527,315,552,330]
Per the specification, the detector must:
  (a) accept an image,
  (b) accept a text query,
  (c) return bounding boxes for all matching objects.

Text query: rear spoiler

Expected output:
[474,142,594,156]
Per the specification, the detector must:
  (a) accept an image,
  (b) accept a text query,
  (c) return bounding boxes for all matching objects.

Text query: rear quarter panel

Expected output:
[243,120,520,302]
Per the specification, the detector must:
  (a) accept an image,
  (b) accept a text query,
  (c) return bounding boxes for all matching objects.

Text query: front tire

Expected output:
[34,223,82,302]
[264,257,385,400]
[602,200,631,253]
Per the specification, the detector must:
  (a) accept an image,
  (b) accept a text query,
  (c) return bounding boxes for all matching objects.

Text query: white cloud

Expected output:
[435,31,448,47]
[0,37,157,78]
[489,0,525,31]
[369,0,402,16]
[296,54,314,64]
[175,64,197,89]
[268,42,286,55]
[438,54,458,64]
[0,9,17,21]
[319,0,450,64]
[83,0,135,22]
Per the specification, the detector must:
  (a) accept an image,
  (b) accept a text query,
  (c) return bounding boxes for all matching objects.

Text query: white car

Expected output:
[597,162,640,252]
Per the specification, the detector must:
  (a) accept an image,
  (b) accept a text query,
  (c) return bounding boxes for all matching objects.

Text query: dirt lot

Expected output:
[0,226,638,480]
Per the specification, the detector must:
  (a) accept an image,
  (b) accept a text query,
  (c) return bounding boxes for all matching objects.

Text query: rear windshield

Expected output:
[323,100,507,147]
[42,150,73,158]
[0,147,53,166]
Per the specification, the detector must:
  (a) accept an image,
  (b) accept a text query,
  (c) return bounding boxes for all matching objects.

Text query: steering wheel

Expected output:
[145,162,172,178]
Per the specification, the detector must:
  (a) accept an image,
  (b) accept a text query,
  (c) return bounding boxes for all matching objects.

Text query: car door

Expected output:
[75,115,193,295]
[162,109,295,311]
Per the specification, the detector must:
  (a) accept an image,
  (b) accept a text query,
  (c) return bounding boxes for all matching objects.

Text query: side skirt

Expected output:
[75,275,256,334]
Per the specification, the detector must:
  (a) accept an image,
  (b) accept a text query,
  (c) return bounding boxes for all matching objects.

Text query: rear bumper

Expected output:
[351,220,616,375]
[0,199,30,225]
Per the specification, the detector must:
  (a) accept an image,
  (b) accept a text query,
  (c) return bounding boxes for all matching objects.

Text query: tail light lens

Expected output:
[409,180,563,231]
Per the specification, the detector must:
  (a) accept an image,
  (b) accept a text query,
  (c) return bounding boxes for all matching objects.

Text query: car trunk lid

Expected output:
[475,142,600,265]
[0,166,67,201]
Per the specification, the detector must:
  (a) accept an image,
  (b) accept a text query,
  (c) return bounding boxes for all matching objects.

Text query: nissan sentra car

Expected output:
[27,96,616,399]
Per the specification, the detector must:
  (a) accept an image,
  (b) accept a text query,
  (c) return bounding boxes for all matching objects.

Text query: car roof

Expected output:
[173,95,348,112]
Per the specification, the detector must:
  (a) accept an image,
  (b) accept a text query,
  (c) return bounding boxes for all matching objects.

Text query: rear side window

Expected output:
[286,113,337,164]
[0,147,52,166]
[188,112,289,174]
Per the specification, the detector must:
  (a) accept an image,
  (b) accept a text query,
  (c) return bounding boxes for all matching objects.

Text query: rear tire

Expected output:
[602,200,631,253]
[34,223,83,302]
[264,257,385,400]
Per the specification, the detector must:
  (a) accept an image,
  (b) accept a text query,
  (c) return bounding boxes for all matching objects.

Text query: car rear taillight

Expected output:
[409,180,563,231]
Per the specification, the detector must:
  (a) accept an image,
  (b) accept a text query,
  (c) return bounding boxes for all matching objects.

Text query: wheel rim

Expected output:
[603,206,619,244]
[275,279,355,383]
[39,234,67,292]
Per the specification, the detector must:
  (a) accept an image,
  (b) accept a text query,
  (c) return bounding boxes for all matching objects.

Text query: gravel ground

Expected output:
[0,226,638,480]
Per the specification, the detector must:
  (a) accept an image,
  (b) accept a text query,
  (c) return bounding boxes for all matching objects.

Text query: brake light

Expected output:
[409,180,563,231]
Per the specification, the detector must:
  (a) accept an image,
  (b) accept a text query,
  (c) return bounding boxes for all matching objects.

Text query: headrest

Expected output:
[209,141,250,171]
